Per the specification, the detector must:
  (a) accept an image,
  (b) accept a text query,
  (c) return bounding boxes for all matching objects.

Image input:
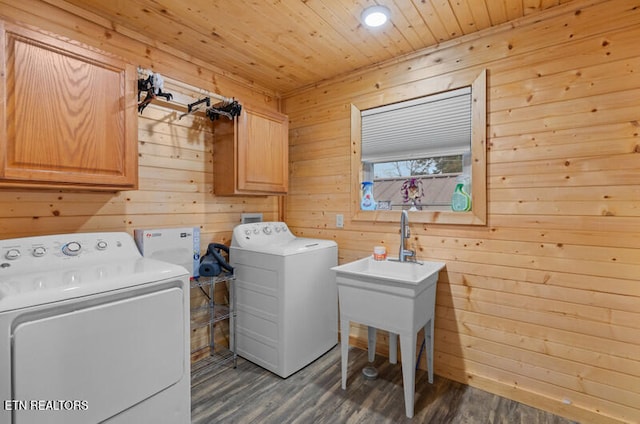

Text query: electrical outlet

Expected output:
[336,214,344,228]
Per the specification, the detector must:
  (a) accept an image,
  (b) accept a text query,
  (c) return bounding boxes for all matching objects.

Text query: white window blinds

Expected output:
[361,86,471,163]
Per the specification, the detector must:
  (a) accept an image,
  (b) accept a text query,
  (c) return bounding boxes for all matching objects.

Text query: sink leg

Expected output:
[399,333,417,418]
[424,318,434,384]
[367,326,377,362]
[388,332,398,364]
[341,318,350,390]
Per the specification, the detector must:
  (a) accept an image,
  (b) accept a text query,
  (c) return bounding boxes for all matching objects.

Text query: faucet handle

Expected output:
[401,249,415,258]
[407,242,417,260]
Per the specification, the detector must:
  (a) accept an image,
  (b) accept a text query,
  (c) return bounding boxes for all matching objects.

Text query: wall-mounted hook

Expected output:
[179,97,211,120]
[137,72,174,114]
[206,99,242,121]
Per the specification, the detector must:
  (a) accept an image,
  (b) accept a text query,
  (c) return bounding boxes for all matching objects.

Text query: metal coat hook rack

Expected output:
[179,97,211,120]
[136,67,238,118]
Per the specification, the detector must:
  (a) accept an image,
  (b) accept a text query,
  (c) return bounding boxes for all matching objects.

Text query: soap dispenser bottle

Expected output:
[451,180,471,212]
[361,181,377,210]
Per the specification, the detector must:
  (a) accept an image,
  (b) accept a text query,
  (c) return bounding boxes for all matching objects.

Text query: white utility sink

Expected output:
[332,256,445,418]
[331,256,445,285]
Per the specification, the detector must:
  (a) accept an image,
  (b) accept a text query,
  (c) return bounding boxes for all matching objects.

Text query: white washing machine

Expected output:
[230,222,338,378]
[0,232,190,424]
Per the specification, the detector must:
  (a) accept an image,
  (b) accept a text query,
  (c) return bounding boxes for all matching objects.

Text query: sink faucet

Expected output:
[399,210,415,262]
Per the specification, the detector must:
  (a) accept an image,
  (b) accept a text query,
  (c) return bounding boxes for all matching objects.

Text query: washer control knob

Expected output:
[244,229,251,236]
[96,241,108,250]
[5,249,21,260]
[62,242,82,256]
[253,228,260,235]
[263,226,272,235]
[281,225,288,232]
[275,226,281,233]
[32,247,47,257]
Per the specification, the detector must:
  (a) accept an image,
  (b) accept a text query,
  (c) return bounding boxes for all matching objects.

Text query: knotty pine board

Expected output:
[282,1,640,423]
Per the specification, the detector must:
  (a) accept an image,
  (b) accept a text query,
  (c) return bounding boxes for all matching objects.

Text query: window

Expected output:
[350,69,486,225]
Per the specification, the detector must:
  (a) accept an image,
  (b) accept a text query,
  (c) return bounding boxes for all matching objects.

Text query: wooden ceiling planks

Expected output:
[54,0,575,94]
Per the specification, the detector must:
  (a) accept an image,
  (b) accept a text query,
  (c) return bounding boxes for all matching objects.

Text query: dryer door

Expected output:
[11,287,185,424]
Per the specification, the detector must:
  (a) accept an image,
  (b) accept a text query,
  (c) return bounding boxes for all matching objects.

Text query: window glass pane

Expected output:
[372,155,463,178]
[368,155,467,210]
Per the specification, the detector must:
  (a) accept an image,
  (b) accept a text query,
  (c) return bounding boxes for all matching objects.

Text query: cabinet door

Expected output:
[213,105,288,195]
[0,21,137,190]
[236,106,288,194]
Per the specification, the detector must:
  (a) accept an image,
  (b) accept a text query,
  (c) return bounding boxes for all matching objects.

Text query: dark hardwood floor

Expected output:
[191,346,578,424]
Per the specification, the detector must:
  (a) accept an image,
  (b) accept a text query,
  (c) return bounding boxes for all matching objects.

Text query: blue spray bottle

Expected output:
[361,181,377,210]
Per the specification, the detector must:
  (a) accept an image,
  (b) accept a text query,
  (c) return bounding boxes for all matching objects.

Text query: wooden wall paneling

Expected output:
[290,156,350,179]
[443,271,639,318]
[435,301,640,376]
[490,55,640,111]
[490,89,640,138]
[0,0,637,421]
[286,175,351,197]
[420,242,638,281]
[490,213,640,233]
[441,281,640,339]
[286,193,350,213]
[436,314,638,380]
[413,233,639,272]
[491,162,640,184]
[289,117,351,143]
[433,336,639,424]
[490,198,639,217]
[434,304,640,368]
[283,1,640,422]
[289,136,348,163]
[423,222,640,250]
[449,317,638,379]
[444,256,640,299]
[0,0,281,371]
[435,326,640,410]
[491,132,639,165]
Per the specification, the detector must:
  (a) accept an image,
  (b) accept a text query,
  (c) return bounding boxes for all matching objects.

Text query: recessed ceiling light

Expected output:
[361,5,390,28]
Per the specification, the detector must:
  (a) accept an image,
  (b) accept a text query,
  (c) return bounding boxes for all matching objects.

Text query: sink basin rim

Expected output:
[332,256,445,285]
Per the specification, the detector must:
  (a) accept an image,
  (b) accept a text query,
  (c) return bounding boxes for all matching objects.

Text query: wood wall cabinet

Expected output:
[213,104,288,195]
[0,21,137,190]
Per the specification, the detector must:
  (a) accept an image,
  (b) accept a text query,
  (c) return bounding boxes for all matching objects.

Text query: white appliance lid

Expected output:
[236,237,337,256]
[0,232,188,312]
[231,222,337,255]
[0,257,187,313]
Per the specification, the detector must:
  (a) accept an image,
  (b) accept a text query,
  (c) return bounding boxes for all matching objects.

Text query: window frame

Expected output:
[350,69,487,225]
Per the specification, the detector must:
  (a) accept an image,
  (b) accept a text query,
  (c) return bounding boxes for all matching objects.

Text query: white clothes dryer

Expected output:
[230,222,338,378]
[0,232,190,424]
